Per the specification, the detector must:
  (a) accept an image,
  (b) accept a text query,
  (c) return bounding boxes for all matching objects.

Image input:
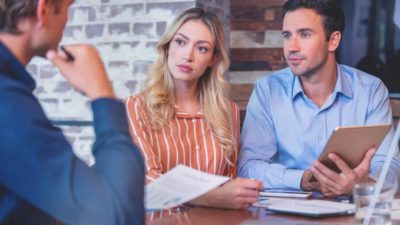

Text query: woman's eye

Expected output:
[175,39,185,46]
[198,47,209,53]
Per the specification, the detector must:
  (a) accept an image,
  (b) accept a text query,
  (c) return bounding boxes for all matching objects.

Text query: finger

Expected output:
[328,153,353,175]
[242,196,259,204]
[311,163,341,191]
[236,178,263,190]
[46,50,70,70]
[239,203,252,209]
[356,148,376,170]
[237,188,260,198]
[313,161,342,184]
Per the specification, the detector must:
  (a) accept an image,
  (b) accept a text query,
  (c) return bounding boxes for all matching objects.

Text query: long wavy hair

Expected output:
[140,7,234,159]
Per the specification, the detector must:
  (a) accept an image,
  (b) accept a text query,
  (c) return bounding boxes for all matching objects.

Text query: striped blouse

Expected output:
[125,95,240,184]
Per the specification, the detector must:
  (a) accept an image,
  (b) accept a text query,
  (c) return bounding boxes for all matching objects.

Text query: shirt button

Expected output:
[318,137,322,143]
[195,145,200,150]
[192,119,197,123]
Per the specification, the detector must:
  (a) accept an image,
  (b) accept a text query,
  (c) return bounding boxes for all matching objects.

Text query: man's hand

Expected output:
[311,148,376,196]
[46,45,115,100]
[300,170,319,191]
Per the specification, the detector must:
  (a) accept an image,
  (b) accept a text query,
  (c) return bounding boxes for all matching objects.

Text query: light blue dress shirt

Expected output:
[238,64,400,190]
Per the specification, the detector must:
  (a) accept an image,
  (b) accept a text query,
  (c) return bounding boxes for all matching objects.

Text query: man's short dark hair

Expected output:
[282,0,345,41]
[0,0,62,34]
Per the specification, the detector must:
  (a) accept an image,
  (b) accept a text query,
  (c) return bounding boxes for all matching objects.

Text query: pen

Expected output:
[60,45,75,62]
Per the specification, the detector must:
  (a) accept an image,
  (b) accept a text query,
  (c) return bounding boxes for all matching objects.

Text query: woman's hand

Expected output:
[189,177,263,209]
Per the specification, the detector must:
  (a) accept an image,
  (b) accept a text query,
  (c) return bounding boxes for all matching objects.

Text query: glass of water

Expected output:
[353,172,398,225]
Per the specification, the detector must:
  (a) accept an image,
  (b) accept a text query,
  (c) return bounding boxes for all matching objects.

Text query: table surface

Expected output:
[147,206,400,225]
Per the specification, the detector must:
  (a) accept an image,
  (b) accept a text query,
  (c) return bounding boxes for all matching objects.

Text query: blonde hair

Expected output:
[140,7,234,158]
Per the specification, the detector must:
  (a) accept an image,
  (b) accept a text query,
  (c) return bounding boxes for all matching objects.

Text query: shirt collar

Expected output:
[175,111,204,119]
[291,64,353,100]
[0,42,36,91]
[333,64,353,99]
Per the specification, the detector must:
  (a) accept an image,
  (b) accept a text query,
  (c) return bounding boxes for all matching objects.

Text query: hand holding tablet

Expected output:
[310,124,391,182]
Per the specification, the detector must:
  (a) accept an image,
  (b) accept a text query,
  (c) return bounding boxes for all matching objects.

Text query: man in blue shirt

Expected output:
[0,0,144,224]
[239,0,400,197]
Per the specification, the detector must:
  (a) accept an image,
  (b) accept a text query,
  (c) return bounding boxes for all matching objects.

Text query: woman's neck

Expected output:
[174,80,201,114]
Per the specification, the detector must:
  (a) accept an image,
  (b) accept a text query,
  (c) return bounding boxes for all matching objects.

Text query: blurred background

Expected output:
[338,0,400,94]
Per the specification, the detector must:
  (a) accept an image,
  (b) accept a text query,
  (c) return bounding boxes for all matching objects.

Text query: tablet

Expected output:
[312,124,391,179]
[259,188,312,198]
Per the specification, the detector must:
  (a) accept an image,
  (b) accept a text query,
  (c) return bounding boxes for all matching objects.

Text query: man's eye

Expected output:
[300,32,311,38]
[282,33,291,40]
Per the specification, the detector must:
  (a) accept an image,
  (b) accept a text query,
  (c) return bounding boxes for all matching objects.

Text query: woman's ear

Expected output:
[208,53,221,67]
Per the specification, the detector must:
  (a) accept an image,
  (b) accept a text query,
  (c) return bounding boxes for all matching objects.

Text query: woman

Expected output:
[125,7,262,214]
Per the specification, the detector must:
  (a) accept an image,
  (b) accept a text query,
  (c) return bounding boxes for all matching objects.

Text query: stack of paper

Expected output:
[145,165,230,211]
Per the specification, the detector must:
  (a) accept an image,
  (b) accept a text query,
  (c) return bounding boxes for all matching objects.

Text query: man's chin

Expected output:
[289,67,303,77]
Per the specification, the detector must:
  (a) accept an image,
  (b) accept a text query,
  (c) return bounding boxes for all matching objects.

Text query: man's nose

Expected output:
[288,36,300,52]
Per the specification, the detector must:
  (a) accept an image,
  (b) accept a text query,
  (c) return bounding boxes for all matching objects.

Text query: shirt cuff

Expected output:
[283,169,305,190]
[91,98,129,135]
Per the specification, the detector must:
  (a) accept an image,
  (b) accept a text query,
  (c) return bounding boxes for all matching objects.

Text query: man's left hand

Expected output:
[310,147,376,196]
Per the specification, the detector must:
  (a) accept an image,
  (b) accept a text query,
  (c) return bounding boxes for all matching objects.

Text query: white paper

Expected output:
[144,164,230,211]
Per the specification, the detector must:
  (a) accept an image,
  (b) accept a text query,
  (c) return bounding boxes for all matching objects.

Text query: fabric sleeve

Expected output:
[125,96,163,183]
[0,81,145,225]
[365,80,400,180]
[238,79,304,190]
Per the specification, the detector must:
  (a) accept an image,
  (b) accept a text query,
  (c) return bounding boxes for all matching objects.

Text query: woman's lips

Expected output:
[177,64,193,73]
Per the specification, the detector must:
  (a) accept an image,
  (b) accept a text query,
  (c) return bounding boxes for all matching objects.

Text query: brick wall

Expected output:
[27,0,230,165]
[229,0,286,84]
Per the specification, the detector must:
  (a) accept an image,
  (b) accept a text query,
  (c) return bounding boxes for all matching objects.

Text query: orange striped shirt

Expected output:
[125,95,240,184]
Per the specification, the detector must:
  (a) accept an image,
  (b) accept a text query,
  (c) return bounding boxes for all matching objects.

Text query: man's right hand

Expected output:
[46,45,115,100]
[300,170,319,191]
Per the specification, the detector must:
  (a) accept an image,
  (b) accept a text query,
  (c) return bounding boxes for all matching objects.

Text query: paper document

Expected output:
[145,165,230,211]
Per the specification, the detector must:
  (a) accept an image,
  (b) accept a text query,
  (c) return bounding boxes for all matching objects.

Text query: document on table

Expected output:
[145,164,230,211]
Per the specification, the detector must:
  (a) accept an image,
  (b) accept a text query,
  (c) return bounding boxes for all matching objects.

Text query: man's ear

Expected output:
[328,31,341,52]
[35,0,50,28]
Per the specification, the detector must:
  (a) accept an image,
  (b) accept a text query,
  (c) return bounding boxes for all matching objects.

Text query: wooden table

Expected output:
[148,206,400,225]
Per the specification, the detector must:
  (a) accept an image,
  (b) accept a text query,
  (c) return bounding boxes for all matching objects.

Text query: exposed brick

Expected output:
[26,64,38,76]
[41,98,59,106]
[109,61,129,68]
[98,4,144,21]
[125,80,138,94]
[146,42,158,49]
[133,61,152,75]
[85,24,105,39]
[54,81,72,93]
[40,65,58,79]
[63,25,84,39]
[133,22,154,38]
[147,2,195,19]
[264,8,275,21]
[156,21,167,37]
[70,6,96,23]
[109,23,130,36]
[33,86,46,95]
